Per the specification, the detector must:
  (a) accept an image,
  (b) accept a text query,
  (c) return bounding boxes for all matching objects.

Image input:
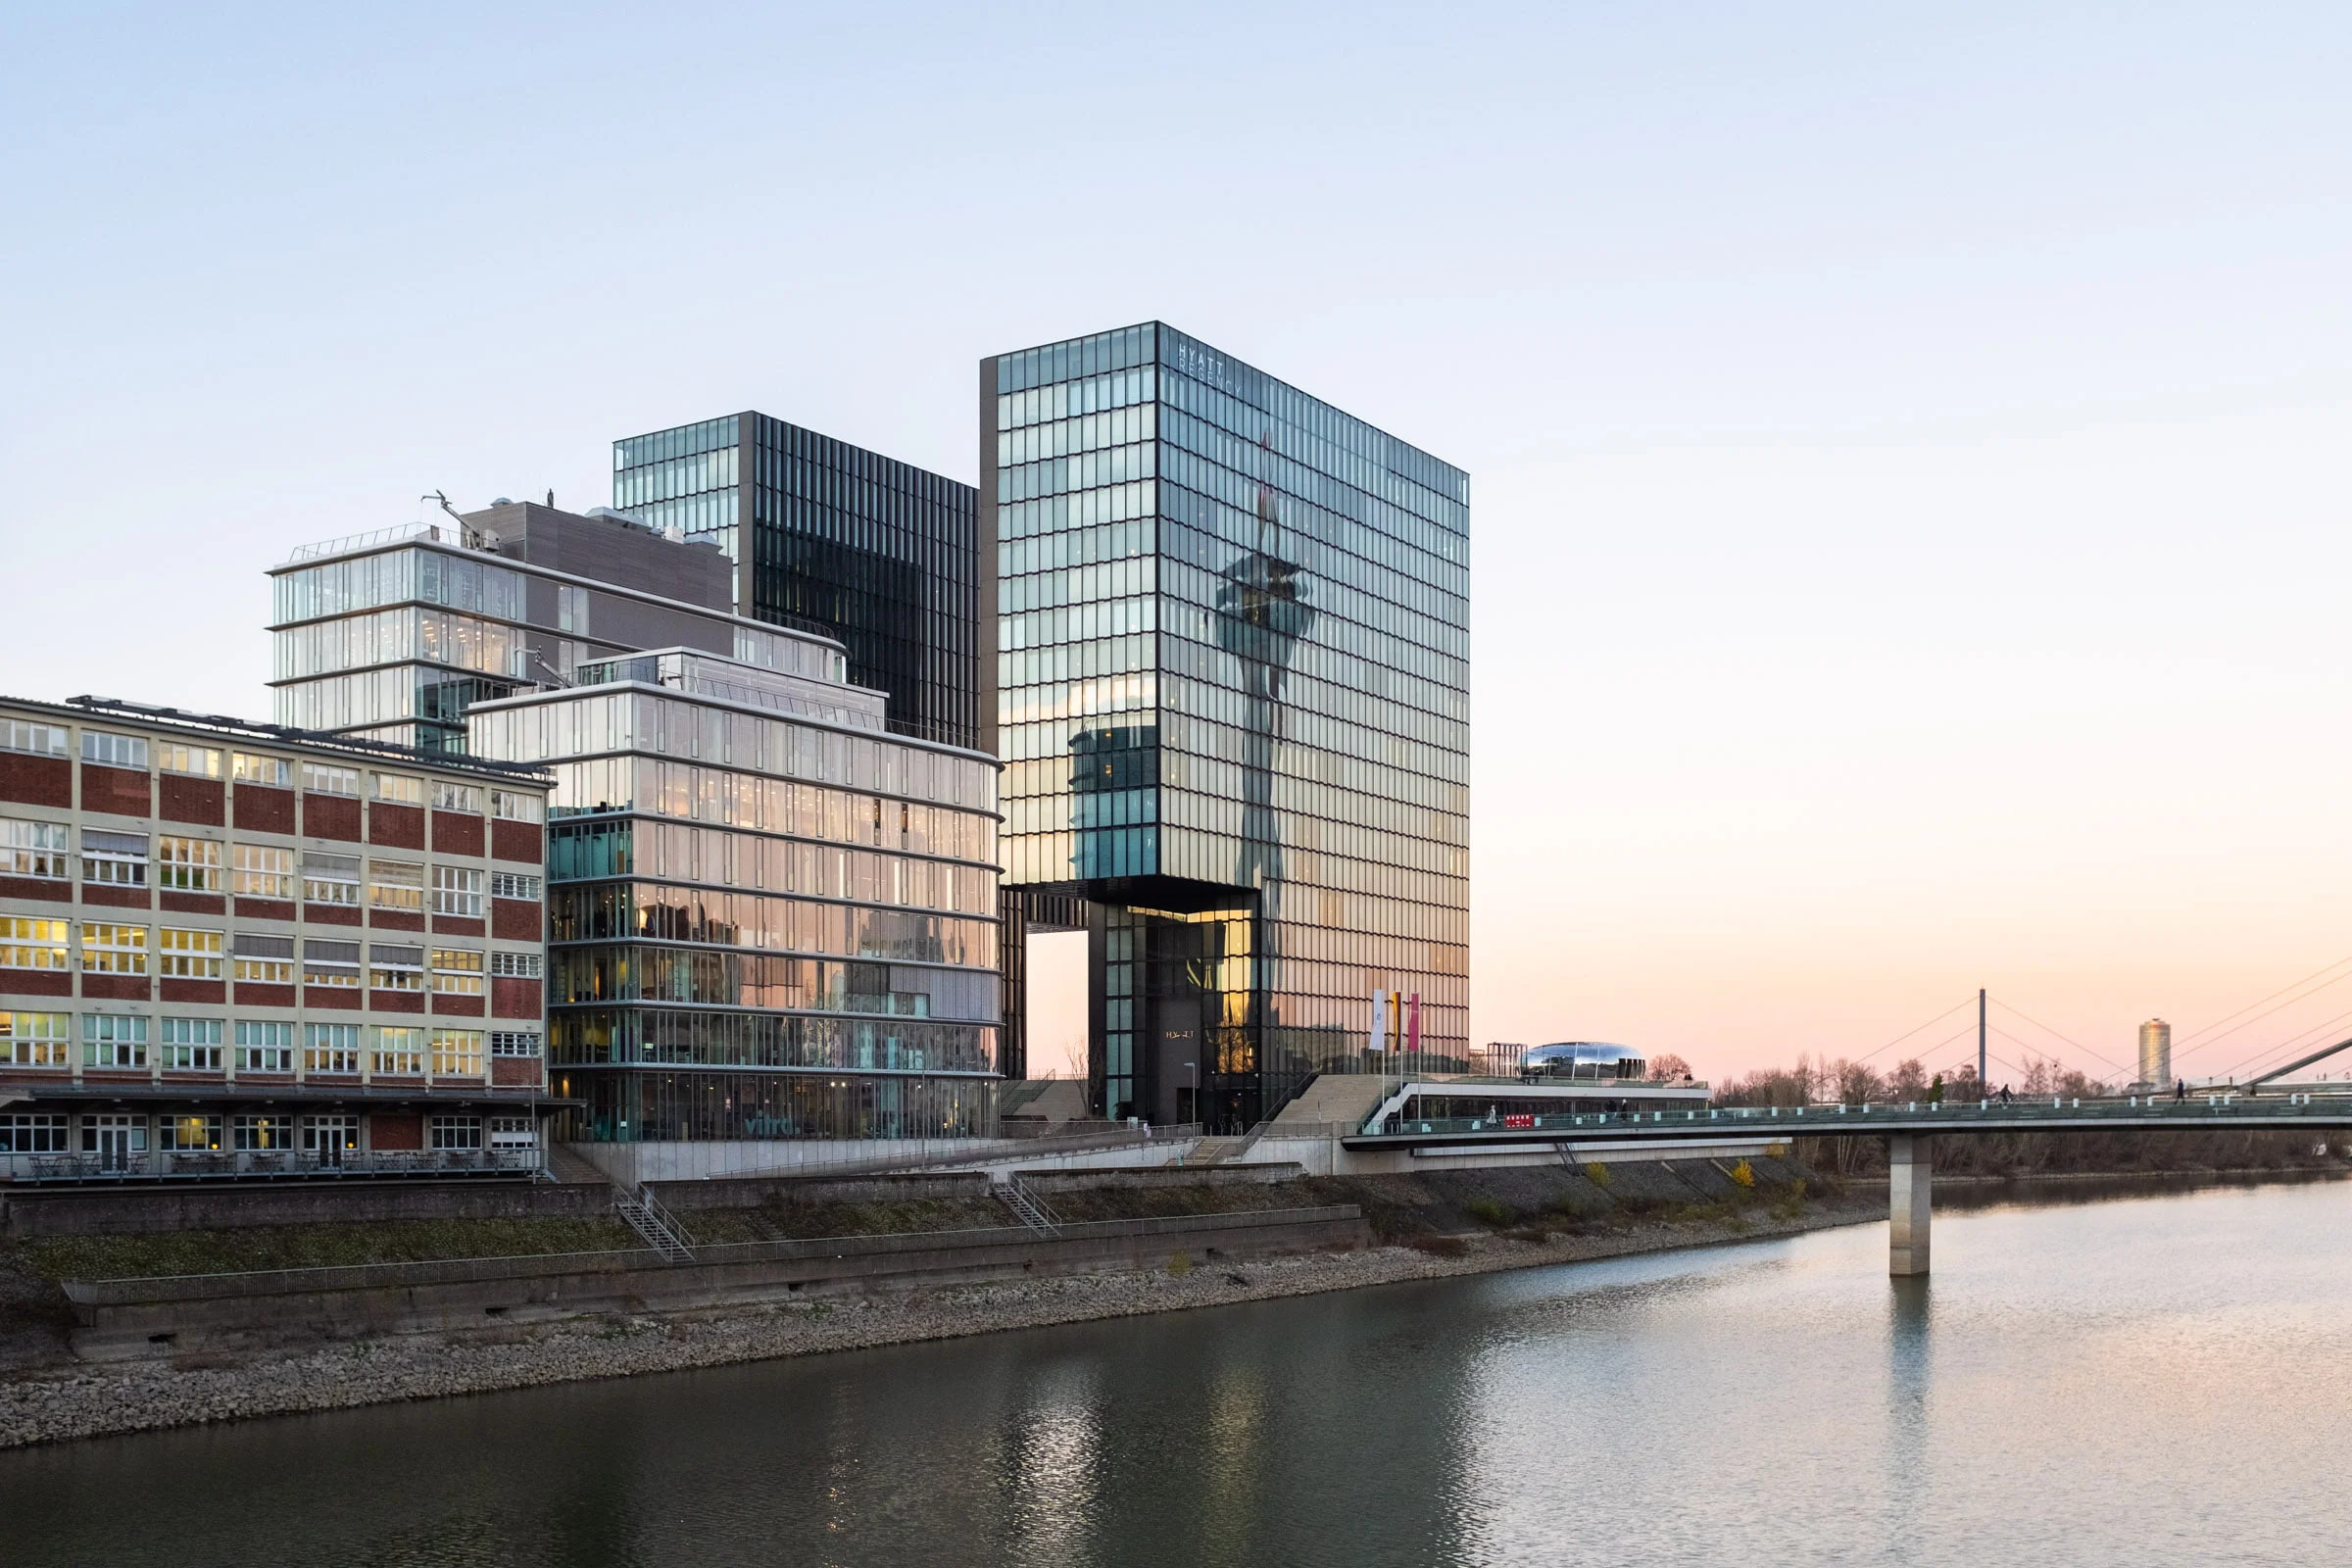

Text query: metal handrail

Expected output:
[283,521,474,564]
[1360,1093,2352,1140]
[612,1185,695,1263]
[995,1176,1063,1236]
[668,1123,1206,1185]
[12,1149,543,1183]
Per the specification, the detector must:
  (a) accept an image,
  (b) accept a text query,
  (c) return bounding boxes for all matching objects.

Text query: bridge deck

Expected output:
[1346,1094,2352,1151]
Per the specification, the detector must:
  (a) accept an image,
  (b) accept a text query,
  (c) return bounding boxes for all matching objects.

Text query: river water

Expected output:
[5,1176,2347,1567]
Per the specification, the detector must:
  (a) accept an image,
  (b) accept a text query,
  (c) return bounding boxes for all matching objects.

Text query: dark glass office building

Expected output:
[612,415,985,753]
[984,323,1469,1131]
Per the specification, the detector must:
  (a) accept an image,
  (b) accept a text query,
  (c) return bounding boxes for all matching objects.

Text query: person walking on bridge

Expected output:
[2176,1078,2187,1102]
[1999,1084,2013,1105]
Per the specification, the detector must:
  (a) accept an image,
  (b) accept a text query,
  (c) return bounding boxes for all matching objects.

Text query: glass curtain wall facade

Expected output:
[466,647,1004,1144]
[613,415,985,752]
[270,523,821,755]
[986,323,1468,1131]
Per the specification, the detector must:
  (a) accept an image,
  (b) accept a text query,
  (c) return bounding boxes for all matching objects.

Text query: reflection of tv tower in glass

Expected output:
[1215,429,1316,902]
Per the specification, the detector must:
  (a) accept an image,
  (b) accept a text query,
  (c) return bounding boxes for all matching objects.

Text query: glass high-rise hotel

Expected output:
[612,415,985,753]
[984,323,1468,1131]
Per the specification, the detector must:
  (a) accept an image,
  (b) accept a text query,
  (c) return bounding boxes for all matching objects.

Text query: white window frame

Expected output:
[302,852,362,906]
[0,721,68,758]
[306,1023,362,1075]
[231,752,291,787]
[489,1030,542,1057]
[301,761,359,797]
[432,781,482,813]
[158,1016,224,1070]
[491,790,543,823]
[82,1013,149,1068]
[303,1114,358,1152]
[157,743,222,779]
[0,917,70,971]
[368,942,424,992]
[81,829,149,887]
[232,933,295,985]
[302,939,362,988]
[232,843,293,899]
[430,947,484,995]
[80,921,148,975]
[372,773,423,806]
[373,1026,425,1076]
[1,818,70,880]
[431,864,484,917]
[489,951,542,979]
[0,1011,71,1068]
[234,1020,296,1072]
[368,858,424,912]
[157,927,224,980]
[82,731,148,769]
[487,1116,538,1151]
[491,871,541,901]
[428,1114,484,1151]
[156,837,223,893]
[431,1028,484,1078]
[231,1114,293,1152]
[0,1113,70,1153]
[160,1114,223,1152]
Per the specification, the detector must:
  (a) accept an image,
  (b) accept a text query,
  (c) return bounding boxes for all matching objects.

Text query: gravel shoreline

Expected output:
[0,1196,1883,1451]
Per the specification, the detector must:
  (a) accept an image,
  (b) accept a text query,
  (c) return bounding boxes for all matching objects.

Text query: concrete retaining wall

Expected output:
[2,1181,618,1239]
[566,1136,1040,1184]
[646,1171,992,1210]
[62,1206,1370,1361]
[1017,1164,1304,1194]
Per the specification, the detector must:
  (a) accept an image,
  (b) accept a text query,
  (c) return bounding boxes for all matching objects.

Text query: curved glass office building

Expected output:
[985,323,1468,1131]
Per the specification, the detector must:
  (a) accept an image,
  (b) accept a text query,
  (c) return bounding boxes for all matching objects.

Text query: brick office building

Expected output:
[0,697,556,1181]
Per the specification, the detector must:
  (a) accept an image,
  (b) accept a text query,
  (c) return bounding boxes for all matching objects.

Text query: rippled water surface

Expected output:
[6,1177,2348,1567]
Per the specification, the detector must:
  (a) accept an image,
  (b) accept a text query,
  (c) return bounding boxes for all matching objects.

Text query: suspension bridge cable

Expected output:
[1842,997,1982,1068]
[2171,961,2352,1068]
[1986,1024,2103,1084]
[2212,1004,2352,1082]
[2169,952,2352,1054]
[1986,998,2133,1076]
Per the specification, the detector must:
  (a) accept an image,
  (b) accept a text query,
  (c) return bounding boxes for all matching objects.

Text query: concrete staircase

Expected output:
[542,1145,612,1185]
[1267,1073,1396,1134]
[1184,1137,1253,1166]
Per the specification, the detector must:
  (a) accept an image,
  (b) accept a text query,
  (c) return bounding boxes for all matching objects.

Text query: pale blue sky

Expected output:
[7,4,2350,1080]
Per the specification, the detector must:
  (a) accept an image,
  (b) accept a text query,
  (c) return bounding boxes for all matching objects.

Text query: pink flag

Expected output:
[1406,994,1421,1054]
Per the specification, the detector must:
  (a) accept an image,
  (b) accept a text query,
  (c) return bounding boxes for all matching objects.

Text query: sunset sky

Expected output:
[8,4,2349,1086]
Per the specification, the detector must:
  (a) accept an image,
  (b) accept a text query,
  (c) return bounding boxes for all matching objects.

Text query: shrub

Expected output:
[1585,1161,1612,1188]
[1407,1234,1469,1257]
[1167,1250,1193,1276]
[1465,1196,1512,1226]
[1728,1158,1756,1189]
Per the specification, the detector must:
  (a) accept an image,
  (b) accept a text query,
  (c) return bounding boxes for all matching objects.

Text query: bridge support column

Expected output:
[1888,1134,1931,1277]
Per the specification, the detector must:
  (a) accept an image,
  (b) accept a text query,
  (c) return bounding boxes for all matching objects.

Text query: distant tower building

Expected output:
[2139,1018,2172,1086]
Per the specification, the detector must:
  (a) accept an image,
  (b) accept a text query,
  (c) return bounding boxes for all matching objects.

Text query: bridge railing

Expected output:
[1361,1092,2352,1140]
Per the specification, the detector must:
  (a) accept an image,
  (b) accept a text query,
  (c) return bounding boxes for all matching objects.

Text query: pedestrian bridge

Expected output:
[1346,1094,2352,1276]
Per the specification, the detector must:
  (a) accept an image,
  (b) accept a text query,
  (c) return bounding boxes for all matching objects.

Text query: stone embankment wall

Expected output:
[63,1206,1371,1361]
